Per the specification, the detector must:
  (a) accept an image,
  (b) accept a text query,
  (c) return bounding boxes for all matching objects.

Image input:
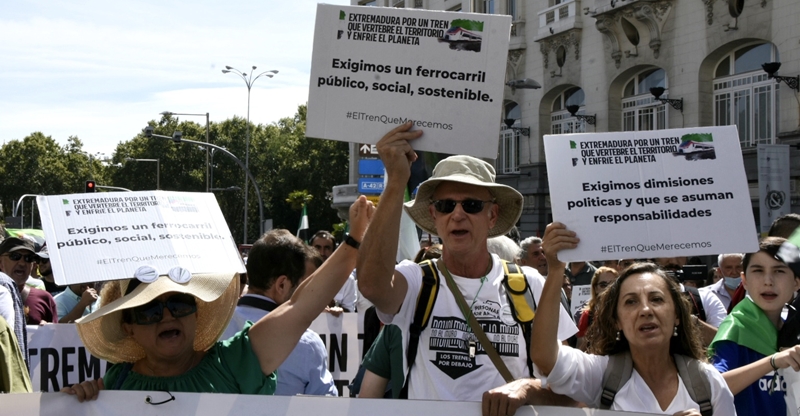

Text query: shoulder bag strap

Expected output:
[439,260,515,383]
[675,355,713,416]
[399,259,440,399]
[600,351,633,409]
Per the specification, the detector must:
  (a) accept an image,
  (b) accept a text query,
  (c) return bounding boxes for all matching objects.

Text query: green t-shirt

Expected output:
[103,322,276,394]
[362,324,404,398]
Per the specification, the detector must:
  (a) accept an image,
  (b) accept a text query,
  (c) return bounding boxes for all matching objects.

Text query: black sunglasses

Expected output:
[127,294,197,325]
[431,199,494,214]
[3,252,39,264]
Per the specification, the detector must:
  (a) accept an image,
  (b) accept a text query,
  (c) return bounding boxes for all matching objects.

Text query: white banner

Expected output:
[307,4,510,159]
[37,191,245,285]
[309,313,362,397]
[27,313,363,395]
[757,144,791,235]
[0,391,660,416]
[544,126,758,262]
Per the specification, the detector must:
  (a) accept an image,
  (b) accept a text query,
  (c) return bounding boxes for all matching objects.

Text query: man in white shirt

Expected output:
[358,123,578,413]
[701,253,743,311]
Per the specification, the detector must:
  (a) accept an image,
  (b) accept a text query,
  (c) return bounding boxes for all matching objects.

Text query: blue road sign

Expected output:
[359,159,385,175]
[358,178,385,194]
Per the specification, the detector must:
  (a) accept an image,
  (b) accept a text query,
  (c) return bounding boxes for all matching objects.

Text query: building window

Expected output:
[713,43,777,147]
[358,0,378,5]
[474,0,495,13]
[552,87,587,134]
[621,68,667,131]
[507,0,517,20]
[499,130,520,173]
[499,101,521,173]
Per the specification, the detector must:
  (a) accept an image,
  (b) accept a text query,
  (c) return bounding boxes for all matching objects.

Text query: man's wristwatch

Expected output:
[344,234,360,249]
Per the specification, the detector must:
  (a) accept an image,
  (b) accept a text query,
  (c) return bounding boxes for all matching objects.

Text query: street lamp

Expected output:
[566,105,597,126]
[125,158,160,190]
[160,111,211,191]
[143,126,265,241]
[222,65,278,244]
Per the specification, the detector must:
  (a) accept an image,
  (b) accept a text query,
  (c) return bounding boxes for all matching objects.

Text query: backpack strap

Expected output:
[502,261,536,323]
[683,286,706,323]
[399,259,440,399]
[500,260,538,377]
[675,355,713,416]
[600,351,633,409]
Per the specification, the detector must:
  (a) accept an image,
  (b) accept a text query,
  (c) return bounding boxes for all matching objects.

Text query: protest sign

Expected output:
[2,391,661,416]
[309,313,361,397]
[570,285,591,321]
[37,191,245,285]
[306,4,511,159]
[27,324,109,392]
[27,313,363,395]
[544,126,758,262]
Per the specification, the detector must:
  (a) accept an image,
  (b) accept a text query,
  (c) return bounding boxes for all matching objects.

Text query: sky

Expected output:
[0,0,353,156]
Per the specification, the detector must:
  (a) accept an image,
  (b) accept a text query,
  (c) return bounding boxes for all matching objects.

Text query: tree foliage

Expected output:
[0,105,350,243]
[0,133,105,227]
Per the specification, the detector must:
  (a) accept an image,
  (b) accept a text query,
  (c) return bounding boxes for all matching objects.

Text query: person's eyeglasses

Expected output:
[38,258,50,264]
[127,294,197,325]
[3,252,39,264]
[596,281,612,289]
[431,199,494,214]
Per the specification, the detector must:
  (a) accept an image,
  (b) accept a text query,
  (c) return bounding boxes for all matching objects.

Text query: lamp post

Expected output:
[144,126,265,241]
[125,158,160,190]
[222,65,278,244]
[160,111,210,191]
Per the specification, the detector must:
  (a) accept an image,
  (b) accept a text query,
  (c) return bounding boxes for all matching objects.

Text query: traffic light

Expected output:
[85,180,96,193]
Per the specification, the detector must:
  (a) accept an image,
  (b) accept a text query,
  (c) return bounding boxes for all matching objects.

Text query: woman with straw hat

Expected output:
[62,197,374,401]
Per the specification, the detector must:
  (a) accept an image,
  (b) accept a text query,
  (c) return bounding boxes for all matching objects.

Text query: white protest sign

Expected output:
[27,324,110,392]
[544,126,758,262]
[307,4,510,159]
[570,285,592,321]
[309,313,361,397]
[2,391,661,416]
[37,191,245,285]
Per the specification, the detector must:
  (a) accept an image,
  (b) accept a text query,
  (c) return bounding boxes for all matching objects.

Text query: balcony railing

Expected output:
[536,0,582,40]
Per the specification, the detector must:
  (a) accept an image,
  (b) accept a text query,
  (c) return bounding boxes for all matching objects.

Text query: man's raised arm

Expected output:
[357,122,422,315]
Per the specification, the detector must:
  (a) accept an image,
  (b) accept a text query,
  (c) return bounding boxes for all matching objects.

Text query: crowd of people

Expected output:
[0,121,798,416]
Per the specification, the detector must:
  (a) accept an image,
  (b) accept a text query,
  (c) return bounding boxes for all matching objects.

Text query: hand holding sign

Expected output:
[377,122,422,184]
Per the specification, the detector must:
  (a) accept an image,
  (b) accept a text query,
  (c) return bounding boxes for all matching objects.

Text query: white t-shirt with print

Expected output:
[378,254,578,401]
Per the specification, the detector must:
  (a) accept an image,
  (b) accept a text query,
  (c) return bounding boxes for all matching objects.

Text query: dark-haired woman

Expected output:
[530,223,735,415]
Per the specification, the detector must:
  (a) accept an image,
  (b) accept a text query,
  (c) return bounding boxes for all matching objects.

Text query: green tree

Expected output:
[0,133,102,227]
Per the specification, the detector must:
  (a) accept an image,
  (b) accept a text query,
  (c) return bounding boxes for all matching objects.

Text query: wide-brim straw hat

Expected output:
[404,155,523,238]
[76,272,239,364]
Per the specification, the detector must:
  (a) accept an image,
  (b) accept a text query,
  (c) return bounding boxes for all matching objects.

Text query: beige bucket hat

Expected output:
[404,155,523,238]
[75,271,239,364]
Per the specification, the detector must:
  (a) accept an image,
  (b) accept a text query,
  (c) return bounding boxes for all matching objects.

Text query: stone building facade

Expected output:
[352,0,800,238]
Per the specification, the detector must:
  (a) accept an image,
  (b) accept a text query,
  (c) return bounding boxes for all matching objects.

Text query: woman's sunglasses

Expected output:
[596,281,612,289]
[126,294,197,325]
[3,252,40,264]
[431,199,494,214]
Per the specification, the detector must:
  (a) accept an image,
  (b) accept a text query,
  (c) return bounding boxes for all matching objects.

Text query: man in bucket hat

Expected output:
[357,123,577,415]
